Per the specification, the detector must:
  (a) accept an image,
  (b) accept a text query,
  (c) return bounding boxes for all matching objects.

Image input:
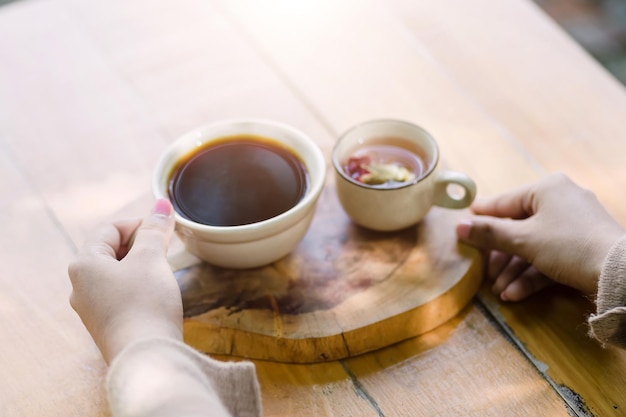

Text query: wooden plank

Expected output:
[212,0,544,195]
[382,1,626,414]
[0,0,166,246]
[252,360,381,417]
[0,0,609,416]
[61,0,336,152]
[0,133,108,415]
[0,0,353,414]
[227,304,572,417]
[479,286,626,416]
[344,306,572,417]
[0,0,334,246]
[214,1,626,415]
[200,0,577,415]
[387,0,626,220]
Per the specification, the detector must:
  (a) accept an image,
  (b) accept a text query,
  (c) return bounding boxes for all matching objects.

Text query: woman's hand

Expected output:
[457,173,626,301]
[68,199,182,364]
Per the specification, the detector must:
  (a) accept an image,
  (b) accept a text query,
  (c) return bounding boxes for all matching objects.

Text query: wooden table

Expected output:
[1,0,625,415]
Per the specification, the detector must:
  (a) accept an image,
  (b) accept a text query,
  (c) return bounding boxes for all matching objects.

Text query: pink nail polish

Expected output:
[152,199,172,216]
[456,220,472,240]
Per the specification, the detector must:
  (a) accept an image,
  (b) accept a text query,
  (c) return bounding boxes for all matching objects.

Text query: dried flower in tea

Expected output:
[345,155,416,185]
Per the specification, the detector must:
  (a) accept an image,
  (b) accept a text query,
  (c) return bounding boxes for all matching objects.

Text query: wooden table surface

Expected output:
[1,0,625,416]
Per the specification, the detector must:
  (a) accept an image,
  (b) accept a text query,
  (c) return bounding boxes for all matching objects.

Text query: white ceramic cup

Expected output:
[153,119,326,269]
[332,119,476,231]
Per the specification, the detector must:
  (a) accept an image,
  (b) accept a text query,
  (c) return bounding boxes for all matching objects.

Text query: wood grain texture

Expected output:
[0,94,109,417]
[342,307,573,417]
[175,184,482,363]
[213,0,543,195]
[0,0,619,415]
[381,0,626,414]
[479,286,626,416]
[214,306,571,417]
[387,0,626,218]
[213,0,626,414]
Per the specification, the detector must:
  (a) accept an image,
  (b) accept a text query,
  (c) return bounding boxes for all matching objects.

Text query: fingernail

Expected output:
[152,199,172,217]
[456,220,472,240]
[500,291,509,302]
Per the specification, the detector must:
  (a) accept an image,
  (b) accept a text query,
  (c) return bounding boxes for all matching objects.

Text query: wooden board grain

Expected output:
[1,0,609,415]
[174,182,483,363]
[213,304,573,417]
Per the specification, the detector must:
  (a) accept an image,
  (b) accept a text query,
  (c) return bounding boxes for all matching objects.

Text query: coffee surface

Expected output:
[169,135,308,226]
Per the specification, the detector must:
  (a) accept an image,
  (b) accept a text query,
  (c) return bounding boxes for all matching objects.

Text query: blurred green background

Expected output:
[534,0,626,85]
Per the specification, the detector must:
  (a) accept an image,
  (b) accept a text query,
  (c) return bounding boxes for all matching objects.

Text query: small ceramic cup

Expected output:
[332,119,476,231]
[153,119,326,269]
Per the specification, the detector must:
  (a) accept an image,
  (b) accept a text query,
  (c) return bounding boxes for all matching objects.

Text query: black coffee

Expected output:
[168,135,308,226]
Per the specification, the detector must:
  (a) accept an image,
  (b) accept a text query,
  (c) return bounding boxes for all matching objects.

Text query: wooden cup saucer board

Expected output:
[166,176,483,364]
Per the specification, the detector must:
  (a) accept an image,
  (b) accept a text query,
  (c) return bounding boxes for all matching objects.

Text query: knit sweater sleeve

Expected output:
[588,236,626,349]
[106,338,262,417]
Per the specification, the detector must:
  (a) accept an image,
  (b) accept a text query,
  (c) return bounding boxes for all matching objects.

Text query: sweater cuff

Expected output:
[588,235,626,349]
[107,337,262,417]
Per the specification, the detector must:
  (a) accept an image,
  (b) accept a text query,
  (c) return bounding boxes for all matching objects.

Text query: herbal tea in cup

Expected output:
[332,119,476,231]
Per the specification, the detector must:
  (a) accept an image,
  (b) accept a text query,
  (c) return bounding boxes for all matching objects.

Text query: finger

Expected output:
[457,216,532,260]
[491,256,531,295]
[487,250,513,281]
[81,218,142,259]
[470,183,536,220]
[128,199,175,257]
[500,266,554,302]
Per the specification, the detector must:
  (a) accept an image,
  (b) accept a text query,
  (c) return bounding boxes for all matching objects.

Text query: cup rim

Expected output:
[332,119,439,190]
[152,118,327,238]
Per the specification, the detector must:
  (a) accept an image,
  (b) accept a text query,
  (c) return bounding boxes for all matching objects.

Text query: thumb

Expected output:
[129,199,175,256]
[456,216,533,260]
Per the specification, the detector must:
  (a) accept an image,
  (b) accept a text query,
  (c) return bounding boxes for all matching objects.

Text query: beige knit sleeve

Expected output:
[106,338,262,417]
[588,236,626,349]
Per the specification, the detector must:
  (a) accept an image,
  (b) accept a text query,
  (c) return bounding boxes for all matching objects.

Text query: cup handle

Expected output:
[432,171,477,209]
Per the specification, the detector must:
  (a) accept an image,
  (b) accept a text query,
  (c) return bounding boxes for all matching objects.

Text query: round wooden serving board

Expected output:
[167,184,483,363]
